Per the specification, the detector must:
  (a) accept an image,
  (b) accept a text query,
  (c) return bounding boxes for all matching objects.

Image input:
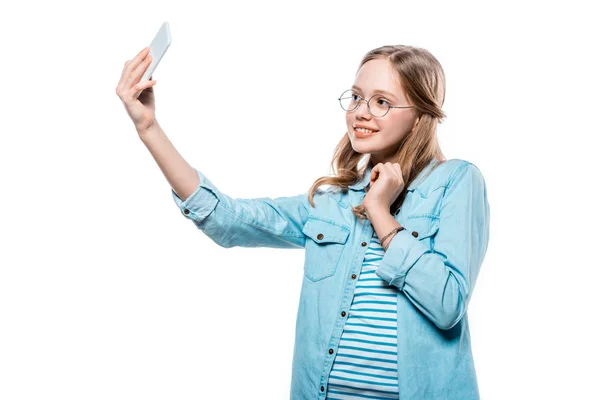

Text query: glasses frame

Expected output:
[338,89,415,118]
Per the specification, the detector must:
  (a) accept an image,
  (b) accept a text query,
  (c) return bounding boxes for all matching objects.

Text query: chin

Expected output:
[350,142,375,154]
[350,136,380,152]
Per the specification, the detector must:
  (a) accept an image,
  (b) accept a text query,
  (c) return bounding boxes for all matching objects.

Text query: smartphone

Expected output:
[136,21,171,98]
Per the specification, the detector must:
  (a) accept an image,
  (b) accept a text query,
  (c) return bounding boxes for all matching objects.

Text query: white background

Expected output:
[1,0,598,399]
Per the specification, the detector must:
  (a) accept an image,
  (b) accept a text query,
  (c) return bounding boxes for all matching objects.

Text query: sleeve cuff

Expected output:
[375,229,430,290]
[171,168,220,224]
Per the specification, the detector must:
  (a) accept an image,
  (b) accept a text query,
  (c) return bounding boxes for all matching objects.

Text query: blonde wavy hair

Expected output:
[307,44,448,220]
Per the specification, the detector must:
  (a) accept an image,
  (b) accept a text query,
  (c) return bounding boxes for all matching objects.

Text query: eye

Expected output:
[377,97,391,106]
[351,92,361,101]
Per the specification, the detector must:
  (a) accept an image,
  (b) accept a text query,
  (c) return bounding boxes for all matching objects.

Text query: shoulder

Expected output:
[436,159,487,201]
[435,158,485,186]
[412,158,486,198]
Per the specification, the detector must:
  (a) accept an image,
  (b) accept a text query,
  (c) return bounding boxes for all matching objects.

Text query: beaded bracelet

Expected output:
[380,226,405,250]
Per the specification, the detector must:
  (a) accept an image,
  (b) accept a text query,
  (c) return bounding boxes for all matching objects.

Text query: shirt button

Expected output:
[341,311,346,317]
[321,386,325,392]
[184,209,190,215]
[351,274,357,279]
[412,231,419,238]
[328,348,334,355]
[317,233,324,240]
[361,241,367,247]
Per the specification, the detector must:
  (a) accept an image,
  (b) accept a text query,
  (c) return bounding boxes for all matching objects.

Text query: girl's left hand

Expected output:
[363,162,405,213]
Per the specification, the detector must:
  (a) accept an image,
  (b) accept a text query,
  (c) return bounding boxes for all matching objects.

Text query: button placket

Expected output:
[324,223,371,396]
[322,229,367,398]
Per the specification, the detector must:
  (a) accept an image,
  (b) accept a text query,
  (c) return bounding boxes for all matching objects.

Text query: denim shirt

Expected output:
[171,158,490,400]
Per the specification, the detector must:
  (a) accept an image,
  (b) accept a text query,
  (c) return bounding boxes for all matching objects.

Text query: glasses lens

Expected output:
[339,89,359,111]
[367,95,390,117]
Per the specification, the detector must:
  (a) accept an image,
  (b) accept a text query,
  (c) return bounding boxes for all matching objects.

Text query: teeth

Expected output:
[355,127,374,133]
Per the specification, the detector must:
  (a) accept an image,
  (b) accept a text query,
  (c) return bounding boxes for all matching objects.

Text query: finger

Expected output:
[130,47,150,72]
[370,165,379,183]
[386,162,397,176]
[381,163,392,178]
[125,47,151,86]
[117,60,132,91]
[130,54,153,85]
[382,163,398,182]
[122,47,148,77]
[131,78,157,100]
[120,60,130,81]
[118,47,149,90]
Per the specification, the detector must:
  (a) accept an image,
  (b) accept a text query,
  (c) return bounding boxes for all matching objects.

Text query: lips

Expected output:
[353,126,378,138]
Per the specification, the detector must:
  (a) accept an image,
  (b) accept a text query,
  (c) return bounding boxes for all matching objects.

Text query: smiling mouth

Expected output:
[354,127,378,138]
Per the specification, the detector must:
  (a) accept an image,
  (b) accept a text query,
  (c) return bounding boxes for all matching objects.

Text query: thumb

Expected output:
[370,166,379,184]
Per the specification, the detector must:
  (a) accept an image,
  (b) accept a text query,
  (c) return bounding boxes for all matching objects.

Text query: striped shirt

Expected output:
[326,230,400,399]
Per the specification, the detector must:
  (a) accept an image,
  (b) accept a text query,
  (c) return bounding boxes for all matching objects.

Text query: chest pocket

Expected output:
[302,217,350,282]
[401,215,440,250]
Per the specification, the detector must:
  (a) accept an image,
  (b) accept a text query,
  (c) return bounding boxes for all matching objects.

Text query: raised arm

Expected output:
[139,121,310,249]
[171,168,310,249]
[138,121,201,204]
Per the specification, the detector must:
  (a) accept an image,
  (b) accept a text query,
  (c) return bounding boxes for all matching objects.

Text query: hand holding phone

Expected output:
[135,21,172,98]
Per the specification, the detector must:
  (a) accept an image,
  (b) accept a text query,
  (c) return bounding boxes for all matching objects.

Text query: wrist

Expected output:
[137,119,160,137]
[137,121,162,142]
[381,226,405,250]
[365,204,390,219]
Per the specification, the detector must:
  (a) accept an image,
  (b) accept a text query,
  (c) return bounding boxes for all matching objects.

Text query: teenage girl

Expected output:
[116,44,490,400]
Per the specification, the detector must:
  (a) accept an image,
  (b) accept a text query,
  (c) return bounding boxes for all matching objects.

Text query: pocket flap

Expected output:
[403,215,439,239]
[302,217,350,244]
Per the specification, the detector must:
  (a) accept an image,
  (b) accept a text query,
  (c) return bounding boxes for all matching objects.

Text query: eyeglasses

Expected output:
[338,89,415,118]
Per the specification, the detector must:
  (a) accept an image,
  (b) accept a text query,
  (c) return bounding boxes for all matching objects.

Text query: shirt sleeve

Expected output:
[375,162,491,330]
[172,167,310,249]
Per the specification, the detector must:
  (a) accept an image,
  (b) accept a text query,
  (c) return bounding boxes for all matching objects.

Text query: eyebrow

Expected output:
[351,85,398,100]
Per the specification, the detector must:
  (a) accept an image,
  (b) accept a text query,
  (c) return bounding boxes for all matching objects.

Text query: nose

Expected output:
[355,98,371,120]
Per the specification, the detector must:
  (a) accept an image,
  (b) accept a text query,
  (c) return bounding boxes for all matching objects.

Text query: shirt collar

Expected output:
[348,158,440,191]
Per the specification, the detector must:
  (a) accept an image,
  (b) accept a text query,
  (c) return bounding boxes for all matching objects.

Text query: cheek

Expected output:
[384,116,411,134]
